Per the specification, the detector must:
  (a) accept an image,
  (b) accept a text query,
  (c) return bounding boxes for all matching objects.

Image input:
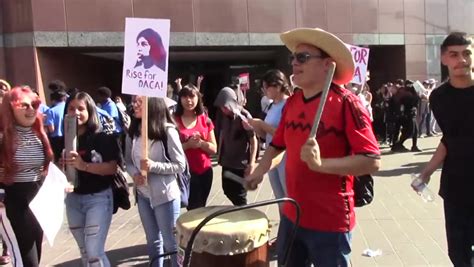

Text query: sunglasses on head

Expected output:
[289,52,326,64]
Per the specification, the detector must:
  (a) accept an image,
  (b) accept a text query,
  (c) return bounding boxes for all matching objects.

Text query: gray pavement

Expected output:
[36,135,450,266]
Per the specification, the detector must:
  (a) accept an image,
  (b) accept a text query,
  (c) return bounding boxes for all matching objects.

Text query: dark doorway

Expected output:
[367,45,406,93]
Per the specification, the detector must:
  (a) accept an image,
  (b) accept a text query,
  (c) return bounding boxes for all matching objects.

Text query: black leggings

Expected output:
[4,182,43,267]
[221,167,247,206]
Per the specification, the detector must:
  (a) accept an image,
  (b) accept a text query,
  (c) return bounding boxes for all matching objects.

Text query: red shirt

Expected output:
[176,114,214,175]
[271,85,380,232]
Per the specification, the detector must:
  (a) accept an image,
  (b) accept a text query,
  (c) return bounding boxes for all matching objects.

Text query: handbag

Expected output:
[354,174,374,207]
[111,167,131,214]
[162,127,191,208]
[340,92,375,207]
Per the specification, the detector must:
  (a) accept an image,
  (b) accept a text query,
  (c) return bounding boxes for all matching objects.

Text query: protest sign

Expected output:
[238,73,250,91]
[347,45,370,85]
[122,18,170,98]
[30,163,68,246]
[121,18,171,178]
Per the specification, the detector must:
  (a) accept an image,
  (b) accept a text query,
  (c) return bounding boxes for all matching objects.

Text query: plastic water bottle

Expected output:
[411,174,435,202]
[91,150,103,163]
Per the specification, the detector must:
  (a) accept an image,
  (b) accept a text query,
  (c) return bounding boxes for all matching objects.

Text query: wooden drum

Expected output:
[176,206,270,267]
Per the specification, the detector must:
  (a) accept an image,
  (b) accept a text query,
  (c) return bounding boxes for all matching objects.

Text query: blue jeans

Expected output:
[137,194,180,267]
[277,216,352,267]
[268,155,287,200]
[65,188,113,267]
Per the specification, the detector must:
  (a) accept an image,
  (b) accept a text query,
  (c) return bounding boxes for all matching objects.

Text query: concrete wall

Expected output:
[3,0,474,88]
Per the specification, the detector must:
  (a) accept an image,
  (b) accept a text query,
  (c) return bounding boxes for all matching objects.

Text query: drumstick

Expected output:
[308,62,336,139]
[223,170,245,185]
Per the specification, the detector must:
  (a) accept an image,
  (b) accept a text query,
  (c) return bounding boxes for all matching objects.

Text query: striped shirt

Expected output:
[0,126,45,183]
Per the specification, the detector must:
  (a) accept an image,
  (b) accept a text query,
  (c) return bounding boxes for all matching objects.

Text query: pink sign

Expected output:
[239,73,250,91]
[347,45,370,85]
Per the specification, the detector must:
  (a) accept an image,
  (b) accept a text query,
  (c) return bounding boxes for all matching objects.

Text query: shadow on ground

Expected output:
[54,244,149,266]
[375,162,429,177]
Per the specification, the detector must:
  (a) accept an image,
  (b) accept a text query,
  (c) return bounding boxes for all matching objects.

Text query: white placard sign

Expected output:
[121,18,170,98]
[29,163,68,247]
[347,44,370,85]
[413,80,426,94]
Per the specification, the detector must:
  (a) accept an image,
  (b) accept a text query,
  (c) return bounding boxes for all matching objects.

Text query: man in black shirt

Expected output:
[419,32,474,267]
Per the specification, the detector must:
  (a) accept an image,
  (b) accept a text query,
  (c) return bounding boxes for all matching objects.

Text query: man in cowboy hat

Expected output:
[418,32,474,266]
[245,28,380,266]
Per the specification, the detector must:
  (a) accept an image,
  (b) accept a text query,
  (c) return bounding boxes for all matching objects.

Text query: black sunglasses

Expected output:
[289,52,325,64]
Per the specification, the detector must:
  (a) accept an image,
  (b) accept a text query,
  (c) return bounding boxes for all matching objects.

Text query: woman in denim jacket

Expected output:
[126,96,185,267]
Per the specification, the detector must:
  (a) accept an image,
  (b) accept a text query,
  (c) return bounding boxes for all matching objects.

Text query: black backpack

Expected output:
[354,174,374,207]
[341,93,375,207]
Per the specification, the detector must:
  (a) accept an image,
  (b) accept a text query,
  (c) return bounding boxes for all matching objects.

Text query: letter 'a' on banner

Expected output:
[346,44,370,85]
[121,18,170,98]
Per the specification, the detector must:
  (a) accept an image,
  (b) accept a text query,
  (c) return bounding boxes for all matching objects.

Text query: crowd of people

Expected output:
[0,29,472,267]
[370,78,441,153]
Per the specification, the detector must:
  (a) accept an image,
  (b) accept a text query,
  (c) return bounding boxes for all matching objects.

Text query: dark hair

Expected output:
[50,90,68,102]
[64,91,101,134]
[48,80,67,92]
[175,84,205,116]
[129,97,175,141]
[97,86,112,98]
[395,79,404,86]
[135,28,167,71]
[262,69,291,95]
[229,76,239,90]
[441,32,472,53]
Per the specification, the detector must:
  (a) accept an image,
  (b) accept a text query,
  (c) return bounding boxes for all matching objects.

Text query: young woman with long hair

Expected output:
[174,84,216,210]
[0,86,53,266]
[126,96,186,267]
[248,69,291,207]
[61,91,121,267]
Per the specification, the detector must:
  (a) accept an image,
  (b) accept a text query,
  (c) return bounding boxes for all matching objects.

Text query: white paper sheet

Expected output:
[29,163,68,246]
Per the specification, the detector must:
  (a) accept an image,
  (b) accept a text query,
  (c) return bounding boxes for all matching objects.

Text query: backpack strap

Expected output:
[161,125,173,161]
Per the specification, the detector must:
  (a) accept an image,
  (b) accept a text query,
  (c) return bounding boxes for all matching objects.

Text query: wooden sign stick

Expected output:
[141,96,148,183]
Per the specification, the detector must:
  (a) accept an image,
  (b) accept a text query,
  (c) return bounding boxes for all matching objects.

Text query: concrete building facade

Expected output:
[0,0,472,105]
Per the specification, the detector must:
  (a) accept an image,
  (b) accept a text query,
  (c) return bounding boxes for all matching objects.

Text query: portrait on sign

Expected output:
[134,28,167,71]
[122,18,170,98]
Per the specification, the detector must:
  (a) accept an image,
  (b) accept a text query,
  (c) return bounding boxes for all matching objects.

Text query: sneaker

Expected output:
[392,144,409,152]
[411,146,422,152]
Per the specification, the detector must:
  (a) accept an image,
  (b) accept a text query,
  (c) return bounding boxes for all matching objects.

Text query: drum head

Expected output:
[176,206,269,256]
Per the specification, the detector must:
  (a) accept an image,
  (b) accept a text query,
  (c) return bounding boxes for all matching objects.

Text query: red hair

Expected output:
[0,86,53,184]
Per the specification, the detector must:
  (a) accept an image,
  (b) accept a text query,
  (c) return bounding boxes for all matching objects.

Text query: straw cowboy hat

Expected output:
[280,28,355,85]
